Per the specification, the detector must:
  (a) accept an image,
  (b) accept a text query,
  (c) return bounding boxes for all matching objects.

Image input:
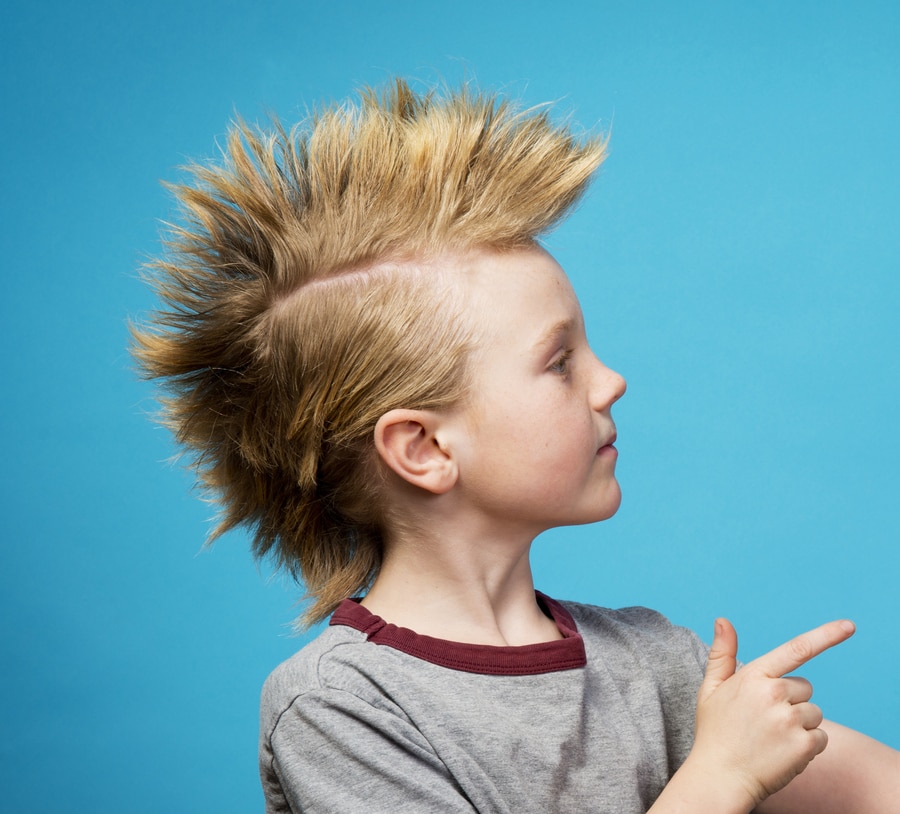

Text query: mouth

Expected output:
[597,430,617,454]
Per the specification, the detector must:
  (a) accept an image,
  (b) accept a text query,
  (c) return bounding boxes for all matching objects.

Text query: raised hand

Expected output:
[691,617,856,809]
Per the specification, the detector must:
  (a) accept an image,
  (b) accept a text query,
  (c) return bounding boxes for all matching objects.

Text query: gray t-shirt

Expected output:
[259,594,708,813]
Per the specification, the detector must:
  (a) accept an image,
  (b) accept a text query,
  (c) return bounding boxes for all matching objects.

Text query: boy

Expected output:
[134,81,898,812]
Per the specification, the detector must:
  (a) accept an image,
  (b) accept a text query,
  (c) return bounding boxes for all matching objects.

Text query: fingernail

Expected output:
[839,620,856,635]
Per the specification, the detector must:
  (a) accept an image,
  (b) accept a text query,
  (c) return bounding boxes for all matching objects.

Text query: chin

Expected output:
[546,482,623,529]
[562,496,622,529]
[593,485,622,522]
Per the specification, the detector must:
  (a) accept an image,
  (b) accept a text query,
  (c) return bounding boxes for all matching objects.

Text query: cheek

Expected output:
[508,400,591,467]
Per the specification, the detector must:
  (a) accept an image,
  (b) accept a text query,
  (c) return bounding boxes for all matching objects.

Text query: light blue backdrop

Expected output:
[2,2,897,811]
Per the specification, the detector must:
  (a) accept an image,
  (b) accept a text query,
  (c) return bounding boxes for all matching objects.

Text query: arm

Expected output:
[262,687,480,814]
[647,618,859,814]
[757,720,900,814]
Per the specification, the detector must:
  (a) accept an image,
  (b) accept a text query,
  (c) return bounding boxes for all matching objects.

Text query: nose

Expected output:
[591,360,626,411]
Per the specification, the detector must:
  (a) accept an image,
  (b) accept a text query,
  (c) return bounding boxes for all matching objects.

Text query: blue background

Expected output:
[2,2,897,810]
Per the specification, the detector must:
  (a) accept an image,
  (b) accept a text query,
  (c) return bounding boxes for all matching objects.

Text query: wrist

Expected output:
[648,754,759,814]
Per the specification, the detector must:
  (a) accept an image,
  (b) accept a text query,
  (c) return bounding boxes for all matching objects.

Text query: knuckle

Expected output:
[808,702,824,728]
[788,636,815,664]
[788,675,814,701]
[795,733,815,762]
[764,679,788,704]
[807,727,829,758]
[795,725,829,760]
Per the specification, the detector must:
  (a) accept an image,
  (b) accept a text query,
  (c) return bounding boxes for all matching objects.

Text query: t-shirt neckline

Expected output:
[329,591,587,676]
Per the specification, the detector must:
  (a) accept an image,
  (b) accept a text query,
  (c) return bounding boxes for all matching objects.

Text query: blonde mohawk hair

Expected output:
[133,79,606,626]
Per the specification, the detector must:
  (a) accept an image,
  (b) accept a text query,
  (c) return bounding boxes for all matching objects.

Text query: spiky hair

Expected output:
[132,79,606,626]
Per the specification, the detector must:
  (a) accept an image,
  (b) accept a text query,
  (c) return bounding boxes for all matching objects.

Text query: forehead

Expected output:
[453,246,583,344]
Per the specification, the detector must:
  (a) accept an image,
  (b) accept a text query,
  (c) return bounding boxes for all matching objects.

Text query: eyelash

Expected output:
[550,349,574,375]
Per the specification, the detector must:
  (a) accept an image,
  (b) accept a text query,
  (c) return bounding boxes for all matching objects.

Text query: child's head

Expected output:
[404,247,626,542]
[133,80,606,625]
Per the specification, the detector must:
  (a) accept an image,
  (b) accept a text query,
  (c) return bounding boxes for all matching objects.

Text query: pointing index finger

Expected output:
[751,620,855,678]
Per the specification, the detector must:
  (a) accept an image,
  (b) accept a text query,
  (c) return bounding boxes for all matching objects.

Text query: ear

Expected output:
[374,409,458,495]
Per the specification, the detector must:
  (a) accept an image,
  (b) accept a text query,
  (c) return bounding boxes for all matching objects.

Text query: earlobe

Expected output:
[374,409,458,494]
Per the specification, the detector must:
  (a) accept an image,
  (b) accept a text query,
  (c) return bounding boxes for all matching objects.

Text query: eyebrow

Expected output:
[533,318,577,353]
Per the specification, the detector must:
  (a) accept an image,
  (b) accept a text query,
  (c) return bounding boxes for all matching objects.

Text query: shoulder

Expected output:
[555,598,710,674]
[258,623,470,812]
[557,597,699,640]
[260,623,377,735]
[554,598,671,628]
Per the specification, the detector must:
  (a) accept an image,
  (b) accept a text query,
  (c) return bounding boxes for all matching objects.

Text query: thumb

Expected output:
[699,618,738,701]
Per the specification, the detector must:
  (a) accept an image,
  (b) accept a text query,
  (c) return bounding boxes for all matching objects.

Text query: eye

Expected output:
[549,349,573,375]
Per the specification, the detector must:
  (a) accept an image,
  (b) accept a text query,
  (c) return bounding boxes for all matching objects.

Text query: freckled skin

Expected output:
[446,246,627,539]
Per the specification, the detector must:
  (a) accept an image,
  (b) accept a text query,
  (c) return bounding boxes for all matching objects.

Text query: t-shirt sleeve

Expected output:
[563,603,711,779]
[261,686,480,814]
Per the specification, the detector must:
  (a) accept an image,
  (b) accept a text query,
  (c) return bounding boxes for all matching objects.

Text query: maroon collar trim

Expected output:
[329,592,586,676]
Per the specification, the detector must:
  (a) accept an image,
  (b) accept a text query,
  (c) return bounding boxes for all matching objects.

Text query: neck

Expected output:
[361,520,561,647]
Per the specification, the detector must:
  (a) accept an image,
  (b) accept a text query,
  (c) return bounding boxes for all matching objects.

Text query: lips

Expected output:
[597,430,617,452]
